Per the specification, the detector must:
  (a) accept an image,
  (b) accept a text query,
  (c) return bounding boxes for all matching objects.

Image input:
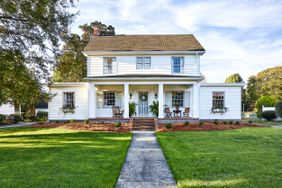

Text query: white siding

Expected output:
[88,55,200,77]
[199,86,242,120]
[0,103,15,115]
[49,85,88,120]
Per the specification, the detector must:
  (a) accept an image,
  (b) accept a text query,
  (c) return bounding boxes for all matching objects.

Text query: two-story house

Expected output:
[48,34,244,121]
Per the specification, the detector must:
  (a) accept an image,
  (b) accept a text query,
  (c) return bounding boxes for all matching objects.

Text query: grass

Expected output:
[157,128,282,187]
[243,118,282,126]
[0,127,132,188]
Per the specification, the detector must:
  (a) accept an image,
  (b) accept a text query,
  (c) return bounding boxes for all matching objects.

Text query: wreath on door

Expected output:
[139,93,147,101]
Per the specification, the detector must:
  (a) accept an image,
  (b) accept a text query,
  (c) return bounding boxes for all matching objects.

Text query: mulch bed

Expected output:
[27,122,132,133]
[157,122,265,132]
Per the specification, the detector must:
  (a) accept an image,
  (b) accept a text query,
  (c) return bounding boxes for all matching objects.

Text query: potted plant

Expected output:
[129,102,136,117]
[61,104,75,114]
[149,101,159,117]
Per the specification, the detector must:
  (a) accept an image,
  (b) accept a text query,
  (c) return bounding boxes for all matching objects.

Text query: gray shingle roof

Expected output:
[84,34,205,52]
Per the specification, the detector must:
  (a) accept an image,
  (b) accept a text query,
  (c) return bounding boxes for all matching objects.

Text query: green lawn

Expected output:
[243,118,282,126]
[0,127,131,188]
[157,128,282,187]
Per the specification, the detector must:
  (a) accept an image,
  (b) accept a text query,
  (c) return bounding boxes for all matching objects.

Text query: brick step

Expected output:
[133,122,155,126]
[133,125,154,128]
[132,126,155,130]
[133,119,154,123]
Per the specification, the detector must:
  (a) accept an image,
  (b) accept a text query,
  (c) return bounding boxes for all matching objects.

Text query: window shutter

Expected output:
[184,91,190,107]
[165,92,172,107]
[115,92,123,108]
[97,92,103,107]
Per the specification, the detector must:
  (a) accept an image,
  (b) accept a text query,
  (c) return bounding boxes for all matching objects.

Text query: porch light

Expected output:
[155,93,158,99]
[130,93,132,99]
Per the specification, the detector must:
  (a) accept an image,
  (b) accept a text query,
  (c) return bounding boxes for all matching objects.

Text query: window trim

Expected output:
[63,92,75,108]
[212,91,225,109]
[171,56,184,74]
[136,57,151,69]
[172,91,184,107]
[103,91,116,107]
[103,57,116,74]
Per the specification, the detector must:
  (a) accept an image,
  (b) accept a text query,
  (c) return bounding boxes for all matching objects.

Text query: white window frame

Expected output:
[172,91,184,107]
[172,57,184,74]
[103,57,116,74]
[63,92,75,107]
[136,57,151,69]
[103,91,116,107]
[212,92,225,108]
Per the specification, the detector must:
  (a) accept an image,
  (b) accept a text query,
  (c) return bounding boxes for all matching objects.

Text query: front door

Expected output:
[138,92,149,116]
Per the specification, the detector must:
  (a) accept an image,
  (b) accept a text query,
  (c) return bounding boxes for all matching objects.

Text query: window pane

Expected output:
[172,57,184,73]
[172,92,184,107]
[136,57,151,69]
[212,92,224,108]
[104,92,115,106]
[63,92,75,107]
[103,57,115,74]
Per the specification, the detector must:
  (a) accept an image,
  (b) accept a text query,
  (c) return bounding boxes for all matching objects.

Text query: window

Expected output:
[172,92,184,107]
[212,92,225,108]
[63,92,75,107]
[136,57,151,69]
[172,57,184,73]
[103,57,116,74]
[104,92,115,106]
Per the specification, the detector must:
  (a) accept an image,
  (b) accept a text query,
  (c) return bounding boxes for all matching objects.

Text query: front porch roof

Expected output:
[84,74,204,81]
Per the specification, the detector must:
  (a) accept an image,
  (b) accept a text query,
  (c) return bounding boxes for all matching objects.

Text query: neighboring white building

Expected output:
[49,34,244,121]
[0,102,15,115]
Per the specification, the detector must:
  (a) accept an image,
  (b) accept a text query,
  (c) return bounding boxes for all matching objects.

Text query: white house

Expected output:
[49,34,244,121]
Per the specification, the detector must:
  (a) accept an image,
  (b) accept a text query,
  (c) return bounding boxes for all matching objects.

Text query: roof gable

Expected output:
[84,34,205,52]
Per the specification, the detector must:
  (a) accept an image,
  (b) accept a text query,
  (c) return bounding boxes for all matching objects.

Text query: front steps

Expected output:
[132,118,155,131]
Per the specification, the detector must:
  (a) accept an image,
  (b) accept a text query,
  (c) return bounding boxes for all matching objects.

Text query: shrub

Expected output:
[36,111,48,121]
[129,102,136,117]
[13,114,23,123]
[149,101,159,117]
[115,121,121,128]
[275,101,282,118]
[38,116,47,125]
[84,119,89,124]
[213,120,218,125]
[69,119,74,123]
[0,114,6,124]
[235,121,240,125]
[229,120,233,125]
[255,96,277,118]
[248,120,252,124]
[261,110,276,121]
[184,121,190,126]
[199,120,204,126]
[223,121,228,125]
[165,123,172,129]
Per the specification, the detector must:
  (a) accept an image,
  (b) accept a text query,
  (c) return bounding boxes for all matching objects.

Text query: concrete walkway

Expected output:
[116,131,177,188]
[0,122,34,129]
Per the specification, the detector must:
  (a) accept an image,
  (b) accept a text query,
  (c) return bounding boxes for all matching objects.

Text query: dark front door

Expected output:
[138,92,149,116]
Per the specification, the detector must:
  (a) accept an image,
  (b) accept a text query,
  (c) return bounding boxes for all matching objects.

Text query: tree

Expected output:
[255,96,277,118]
[245,76,259,111]
[53,21,115,82]
[225,73,243,83]
[255,66,282,101]
[0,0,76,104]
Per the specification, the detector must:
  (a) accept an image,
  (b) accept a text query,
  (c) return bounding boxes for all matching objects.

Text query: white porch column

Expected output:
[158,83,164,118]
[88,83,96,119]
[193,83,200,118]
[123,83,129,118]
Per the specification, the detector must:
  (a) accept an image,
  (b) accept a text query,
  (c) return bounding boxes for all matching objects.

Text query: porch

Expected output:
[88,81,200,119]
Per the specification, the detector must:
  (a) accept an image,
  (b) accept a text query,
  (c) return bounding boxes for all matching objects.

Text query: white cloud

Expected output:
[70,0,282,82]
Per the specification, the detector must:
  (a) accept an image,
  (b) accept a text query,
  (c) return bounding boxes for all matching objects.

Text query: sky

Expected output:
[70,0,282,82]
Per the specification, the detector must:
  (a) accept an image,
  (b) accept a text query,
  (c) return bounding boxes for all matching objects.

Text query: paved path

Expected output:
[116,131,177,188]
[271,126,282,129]
[0,122,34,129]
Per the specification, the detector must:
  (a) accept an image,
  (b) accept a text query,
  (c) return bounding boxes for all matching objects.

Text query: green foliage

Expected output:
[0,114,6,123]
[244,76,259,111]
[255,96,277,117]
[165,123,172,129]
[129,102,136,117]
[13,114,22,123]
[184,121,190,126]
[225,73,244,83]
[275,101,282,118]
[149,101,159,117]
[223,121,228,125]
[248,120,252,124]
[229,120,233,125]
[36,111,48,121]
[69,119,74,123]
[1,0,76,101]
[38,116,48,125]
[235,121,240,125]
[115,122,121,128]
[84,119,89,124]
[199,120,204,126]
[261,110,276,121]
[213,120,218,125]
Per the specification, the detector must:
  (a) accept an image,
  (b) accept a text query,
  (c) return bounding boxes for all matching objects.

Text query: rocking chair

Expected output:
[183,107,190,117]
[112,106,124,118]
[164,107,172,118]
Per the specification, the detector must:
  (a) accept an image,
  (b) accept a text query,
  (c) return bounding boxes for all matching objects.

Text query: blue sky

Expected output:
[70,0,282,82]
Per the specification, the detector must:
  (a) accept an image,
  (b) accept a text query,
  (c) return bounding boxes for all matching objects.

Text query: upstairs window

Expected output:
[172,57,184,73]
[212,92,225,108]
[63,92,75,107]
[172,91,184,107]
[136,57,151,69]
[103,57,116,74]
[104,92,115,106]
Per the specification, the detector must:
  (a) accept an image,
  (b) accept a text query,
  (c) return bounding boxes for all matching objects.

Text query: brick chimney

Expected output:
[92,26,100,36]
